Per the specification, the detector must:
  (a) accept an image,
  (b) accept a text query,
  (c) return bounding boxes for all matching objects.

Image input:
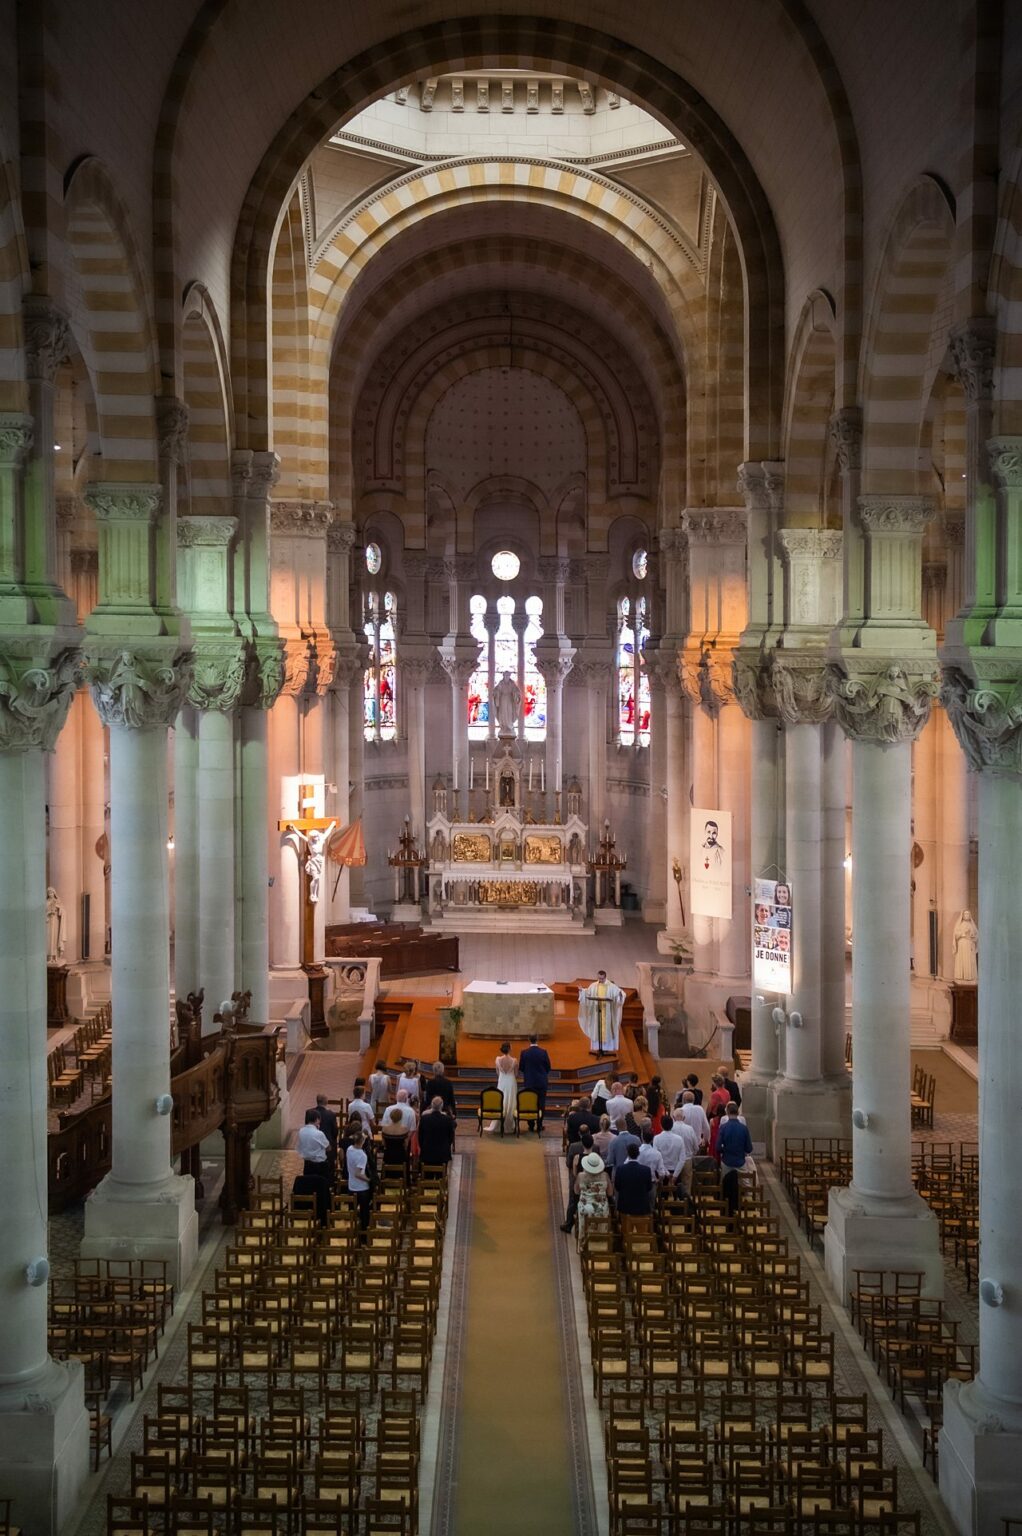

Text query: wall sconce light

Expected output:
[788,1010,803,1029]
[979,1278,1004,1308]
[154,1093,174,1116]
[852,1108,870,1130]
[25,1257,49,1287]
[771,1006,787,1029]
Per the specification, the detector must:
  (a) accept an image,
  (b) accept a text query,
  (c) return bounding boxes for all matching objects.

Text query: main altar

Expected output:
[425,743,593,933]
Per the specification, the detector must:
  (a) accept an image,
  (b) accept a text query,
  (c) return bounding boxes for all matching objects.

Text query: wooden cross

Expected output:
[278,782,336,968]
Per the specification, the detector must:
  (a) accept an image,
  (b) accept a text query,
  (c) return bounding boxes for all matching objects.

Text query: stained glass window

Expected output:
[465,591,546,741]
[365,541,382,575]
[632,547,648,580]
[523,595,547,742]
[363,589,398,742]
[617,595,650,748]
[635,595,651,746]
[467,594,490,740]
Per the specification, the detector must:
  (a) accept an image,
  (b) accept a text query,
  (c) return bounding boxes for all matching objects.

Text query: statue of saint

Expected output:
[492,671,522,737]
[46,886,65,964]
[499,770,516,808]
[953,909,978,983]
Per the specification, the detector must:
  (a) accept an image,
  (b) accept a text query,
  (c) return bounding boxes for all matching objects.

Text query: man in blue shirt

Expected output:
[604,1126,640,1171]
[716,1102,753,1214]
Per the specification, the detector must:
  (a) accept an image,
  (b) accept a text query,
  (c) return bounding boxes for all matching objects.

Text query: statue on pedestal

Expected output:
[46,886,65,963]
[953,909,978,983]
[493,671,522,738]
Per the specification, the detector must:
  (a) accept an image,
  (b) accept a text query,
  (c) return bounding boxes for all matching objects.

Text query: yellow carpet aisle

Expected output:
[452,1135,576,1535]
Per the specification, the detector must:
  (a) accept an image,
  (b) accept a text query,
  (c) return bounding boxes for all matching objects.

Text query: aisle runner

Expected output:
[451,1137,577,1535]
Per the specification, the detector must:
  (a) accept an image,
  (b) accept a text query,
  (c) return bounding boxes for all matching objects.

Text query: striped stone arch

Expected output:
[270,191,313,494]
[64,157,160,482]
[225,15,787,461]
[325,230,688,517]
[782,289,837,525]
[860,176,956,495]
[989,136,1022,434]
[287,165,701,499]
[705,210,746,502]
[0,154,29,413]
[920,372,967,525]
[181,282,233,517]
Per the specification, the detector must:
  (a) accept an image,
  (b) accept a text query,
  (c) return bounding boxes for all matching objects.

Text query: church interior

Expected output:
[1,1,1020,1532]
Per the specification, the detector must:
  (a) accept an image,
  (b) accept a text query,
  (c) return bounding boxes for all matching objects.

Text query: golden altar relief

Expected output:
[524,834,563,865]
[478,880,540,906]
[452,832,491,862]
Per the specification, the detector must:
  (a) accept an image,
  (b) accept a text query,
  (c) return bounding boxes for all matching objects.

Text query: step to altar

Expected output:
[425,910,594,934]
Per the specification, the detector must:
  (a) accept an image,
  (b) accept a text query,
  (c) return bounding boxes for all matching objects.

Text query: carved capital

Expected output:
[857,496,935,534]
[682,508,747,544]
[825,661,939,744]
[401,656,434,687]
[177,515,237,548]
[188,639,248,713]
[535,652,575,686]
[771,657,833,725]
[731,654,776,720]
[439,651,477,688]
[246,640,285,709]
[828,407,862,472]
[0,639,83,753]
[156,396,190,465]
[309,639,337,694]
[0,413,34,466]
[247,451,280,496]
[271,500,333,536]
[680,648,733,714]
[944,515,966,548]
[327,520,357,553]
[22,300,71,383]
[85,484,162,525]
[280,639,314,697]
[778,528,842,562]
[85,643,193,730]
[987,437,1022,492]
[657,527,686,557]
[442,556,476,582]
[949,321,996,404]
[536,555,571,585]
[941,665,1022,777]
[330,646,363,690]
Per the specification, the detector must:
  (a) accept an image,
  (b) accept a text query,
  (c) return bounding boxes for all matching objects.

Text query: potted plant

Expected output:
[439,1004,463,1065]
[668,937,694,969]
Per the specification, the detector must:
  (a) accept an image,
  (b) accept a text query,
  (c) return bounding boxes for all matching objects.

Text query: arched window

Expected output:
[466,591,547,741]
[523,595,547,742]
[467,594,490,740]
[363,589,397,741]
[617,594,650,747]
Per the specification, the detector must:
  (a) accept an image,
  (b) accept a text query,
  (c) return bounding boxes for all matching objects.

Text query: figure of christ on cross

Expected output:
[277,783,337,969]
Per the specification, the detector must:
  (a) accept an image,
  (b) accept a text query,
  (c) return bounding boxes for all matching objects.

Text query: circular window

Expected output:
[491,549,521,582]
[632,548,648,580]
[365,541,382,575]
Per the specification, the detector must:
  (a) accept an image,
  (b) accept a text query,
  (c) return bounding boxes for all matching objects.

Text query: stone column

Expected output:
[81,633,199,1285]
[324,650,359,928]
[47,693,82,961]
[642,647,668,925]
[440,650,475,809]
[173,706,200,999]
[717,695,750,981]
[237,642,283,1022]
[581,656,612,833]
[268,646,308,971]
[937,519,971,981]
[21,302,76,628]
[536,647,574,798]
[0,639,89,1535]
[821,718,849,1079]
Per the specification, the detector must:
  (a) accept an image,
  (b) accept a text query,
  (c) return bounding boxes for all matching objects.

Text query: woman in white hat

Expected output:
[575,1150,611,1239]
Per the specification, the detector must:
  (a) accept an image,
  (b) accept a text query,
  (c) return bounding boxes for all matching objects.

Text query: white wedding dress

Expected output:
[492,1054,518,1132]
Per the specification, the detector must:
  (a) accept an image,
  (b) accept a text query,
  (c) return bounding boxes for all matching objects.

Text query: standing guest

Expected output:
[669,1108,701,1196]
[604,1124,640,1171]
[347,1083,376,1131]
[490,1041,518,1134]
[627,1096,652,1136]
[381,1106,411,1180]
[592,1114,615,1159]
[345,1128,373,1237]
[560,1127,594,1233]
[418,1096,456,1166]
[605,1081,633,1126]
[679,1089,711,1151]
[519,1033,552,1131]
[392,1088,418,1134]
[683,1073,704,1106]
[647,1076,666,1133]
[716,1101,754,1214]
[367,1060,392,1118]
[565,1096,601,1142]
[314,1094,338,1147]
[652,1113,687,1183]
[637,1125,666,1183]
[614,1142,655,1235]
[340,1114,366,1165]
[707,1074,730,1157]
[398,1060,421,1105]
[297,1108,331,1183]
[591,1078,611,1120]
[575,1151,612,1239]
[722,1068,742,1106]
[423,1060,458,1116]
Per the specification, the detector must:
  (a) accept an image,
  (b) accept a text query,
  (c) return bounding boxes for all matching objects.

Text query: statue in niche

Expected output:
[493,671,522,737]
[46,887,65,963]
[499,770,516,808]
[568,832,582,866]
[953,910,979,984]
[431,829,447,863]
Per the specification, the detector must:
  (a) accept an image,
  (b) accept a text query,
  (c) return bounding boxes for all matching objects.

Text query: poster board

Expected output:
[753,877,792,993]
[690,808,733,919]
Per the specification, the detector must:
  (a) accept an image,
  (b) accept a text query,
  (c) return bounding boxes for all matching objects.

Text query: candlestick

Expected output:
[541,760,545,793]
[529,758,534,791]
[485,758,490,791]
[470,757,474,790]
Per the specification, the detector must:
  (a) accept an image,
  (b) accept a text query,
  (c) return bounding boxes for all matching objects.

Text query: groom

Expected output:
[518,1033,552,1133]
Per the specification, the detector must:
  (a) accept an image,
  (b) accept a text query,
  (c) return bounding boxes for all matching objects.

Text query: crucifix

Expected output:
[278,782,336,1034]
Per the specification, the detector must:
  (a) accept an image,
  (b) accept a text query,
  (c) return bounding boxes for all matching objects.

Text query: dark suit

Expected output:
[418,1108,456,1166]
[614,1159,654,1217]
[315,1104,339,1145]
[423,1074,457,1115]
[519,1044,552,1126]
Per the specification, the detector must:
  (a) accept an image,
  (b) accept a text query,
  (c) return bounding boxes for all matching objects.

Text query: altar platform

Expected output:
[461,979,555,1037]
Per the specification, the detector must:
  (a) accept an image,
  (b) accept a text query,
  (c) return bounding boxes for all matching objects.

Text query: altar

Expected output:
[461,979,555,1038]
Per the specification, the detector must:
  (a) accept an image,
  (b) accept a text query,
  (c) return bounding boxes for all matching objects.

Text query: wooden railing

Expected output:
[48,1023,283,1215]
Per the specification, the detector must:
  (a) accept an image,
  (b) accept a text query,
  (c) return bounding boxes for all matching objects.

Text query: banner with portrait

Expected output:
[753,877,792,992]
[690,808,733,919]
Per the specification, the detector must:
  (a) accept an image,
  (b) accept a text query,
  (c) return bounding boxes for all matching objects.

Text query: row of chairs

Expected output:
[911,1142,979,1288]
[909,1067,935,1130]
[47,1005,113,1110]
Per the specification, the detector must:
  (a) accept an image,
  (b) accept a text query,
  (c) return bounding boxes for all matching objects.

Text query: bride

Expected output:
[490,1041,518,1133]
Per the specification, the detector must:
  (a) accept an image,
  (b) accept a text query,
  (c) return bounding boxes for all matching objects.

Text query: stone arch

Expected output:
[64,157,160,482]
[181,283,233,518]
[0,151,28,414]
[782,290,837,525]
[860,176,956,495]
[269,190,312,496]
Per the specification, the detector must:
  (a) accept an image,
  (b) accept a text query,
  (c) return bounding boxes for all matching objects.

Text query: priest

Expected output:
[578,970,625,1055]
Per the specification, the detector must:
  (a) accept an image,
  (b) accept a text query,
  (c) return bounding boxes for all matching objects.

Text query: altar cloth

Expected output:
[461,979,555,1038]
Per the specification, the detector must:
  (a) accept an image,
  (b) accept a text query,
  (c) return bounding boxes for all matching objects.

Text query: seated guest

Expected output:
[418,1095,456,1165]
[592,1114,615,1159]
[604,1123,640,1171]
[614,1142,654,1234]
[297,1108,331,1183]
[565,1095,601,1141]
[716,1101,754,1214]
[367,1059,392,1118]
[347,1083,376,1130]
[423,1060,457,1116]
[637,1125,666,1182]
[398,1060,421,1105]
[381,1106,411,1179]
[560,1127,594,1234]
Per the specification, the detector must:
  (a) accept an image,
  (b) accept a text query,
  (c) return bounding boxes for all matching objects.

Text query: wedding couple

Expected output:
[487,1035,552,1133]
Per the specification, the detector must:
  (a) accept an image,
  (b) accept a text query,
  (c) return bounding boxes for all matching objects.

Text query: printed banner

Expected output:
[690,808,733,919]
[753,877,792,993]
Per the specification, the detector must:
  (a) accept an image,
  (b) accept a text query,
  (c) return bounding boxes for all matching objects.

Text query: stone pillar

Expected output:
[81,638,199,1286]
[269,648,307,971]
[717,697,750,981]
[440,650,475,808]
[237,642,283,1022]
[536,647,574,798]
[47,693,82,961]
[821,718,849,1079]
[580,656,612,835]
[21,301,76,627]
[642,648,668,925]
[324,651,359,928]
[197,706,236,1011]
[173,706,200,999]
[0,640,89,1535]
[654,652,688,946]
[0,415,35,626]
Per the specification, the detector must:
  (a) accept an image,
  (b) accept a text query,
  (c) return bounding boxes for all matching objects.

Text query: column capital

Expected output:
[270,500,333,536]
[177,514,238,548]
[85,483,162,524]
[825,660,939,744]
[679,646,733,714]
[535,650,575,686]
[327,519,357,553]
[156,396,190,465]
[944,514,966,548]
[85,641,193,729]
[247,451,280,495]
[280,637,314,697]
[0,636,82,752]
[828,407,862,472]
[941,664,1022,778]
[330,643,364,691]
[536,555,571,585]
[949,319,996,404]
[187,638,248,713]
[731,653,776,720]
[771,655,834,726]
[987,436,1022,491]
[657,527,686,556]
[22,298,71,383]
[0,412,34,466]
[402,550,430,579]
[737,461,785,512]
[400,655,434,687]
[681,508,747,544]
[439,648,477,687]
[245,638,285,709]
[857,495,936,534]
[442,556,476,582]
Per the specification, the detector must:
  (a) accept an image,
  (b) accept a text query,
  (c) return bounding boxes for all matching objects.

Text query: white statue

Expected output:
[953,909,978,983]
[298,824,336,905]
[46,886,65,964]
[492,671,522,737]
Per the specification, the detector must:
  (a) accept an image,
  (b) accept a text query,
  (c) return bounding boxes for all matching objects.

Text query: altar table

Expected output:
[461,979,555,1038]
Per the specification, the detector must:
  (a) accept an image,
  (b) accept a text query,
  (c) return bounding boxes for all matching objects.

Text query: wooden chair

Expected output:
[107,1496,152,1536]
[515,1088,541,1134]
[477,1086,506,1135]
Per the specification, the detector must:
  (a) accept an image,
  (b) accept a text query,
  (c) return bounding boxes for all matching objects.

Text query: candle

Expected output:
[485,758,490,791]
[529,758,534,791]
[470,758,474,790]
[541,761,545,793]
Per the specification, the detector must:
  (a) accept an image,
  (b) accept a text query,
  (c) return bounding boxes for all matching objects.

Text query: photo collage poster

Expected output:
[753,876,792,992]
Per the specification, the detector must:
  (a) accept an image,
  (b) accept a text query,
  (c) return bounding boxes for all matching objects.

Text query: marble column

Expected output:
[21,302,77,627]
[821,719,849,1079]
[237,642,283,1022]
[71,552,108,968]
[717,697,750,981]
[582,657,612,836]
[268,653,306,971]
[173,706,200,999]
[0,641,89,1534]
[81,641,199,1287]
[642,649,668,926]
[536,648,574,798]
[47,692,82,960]
[440,650,474,811]
[197,706,236,1012]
